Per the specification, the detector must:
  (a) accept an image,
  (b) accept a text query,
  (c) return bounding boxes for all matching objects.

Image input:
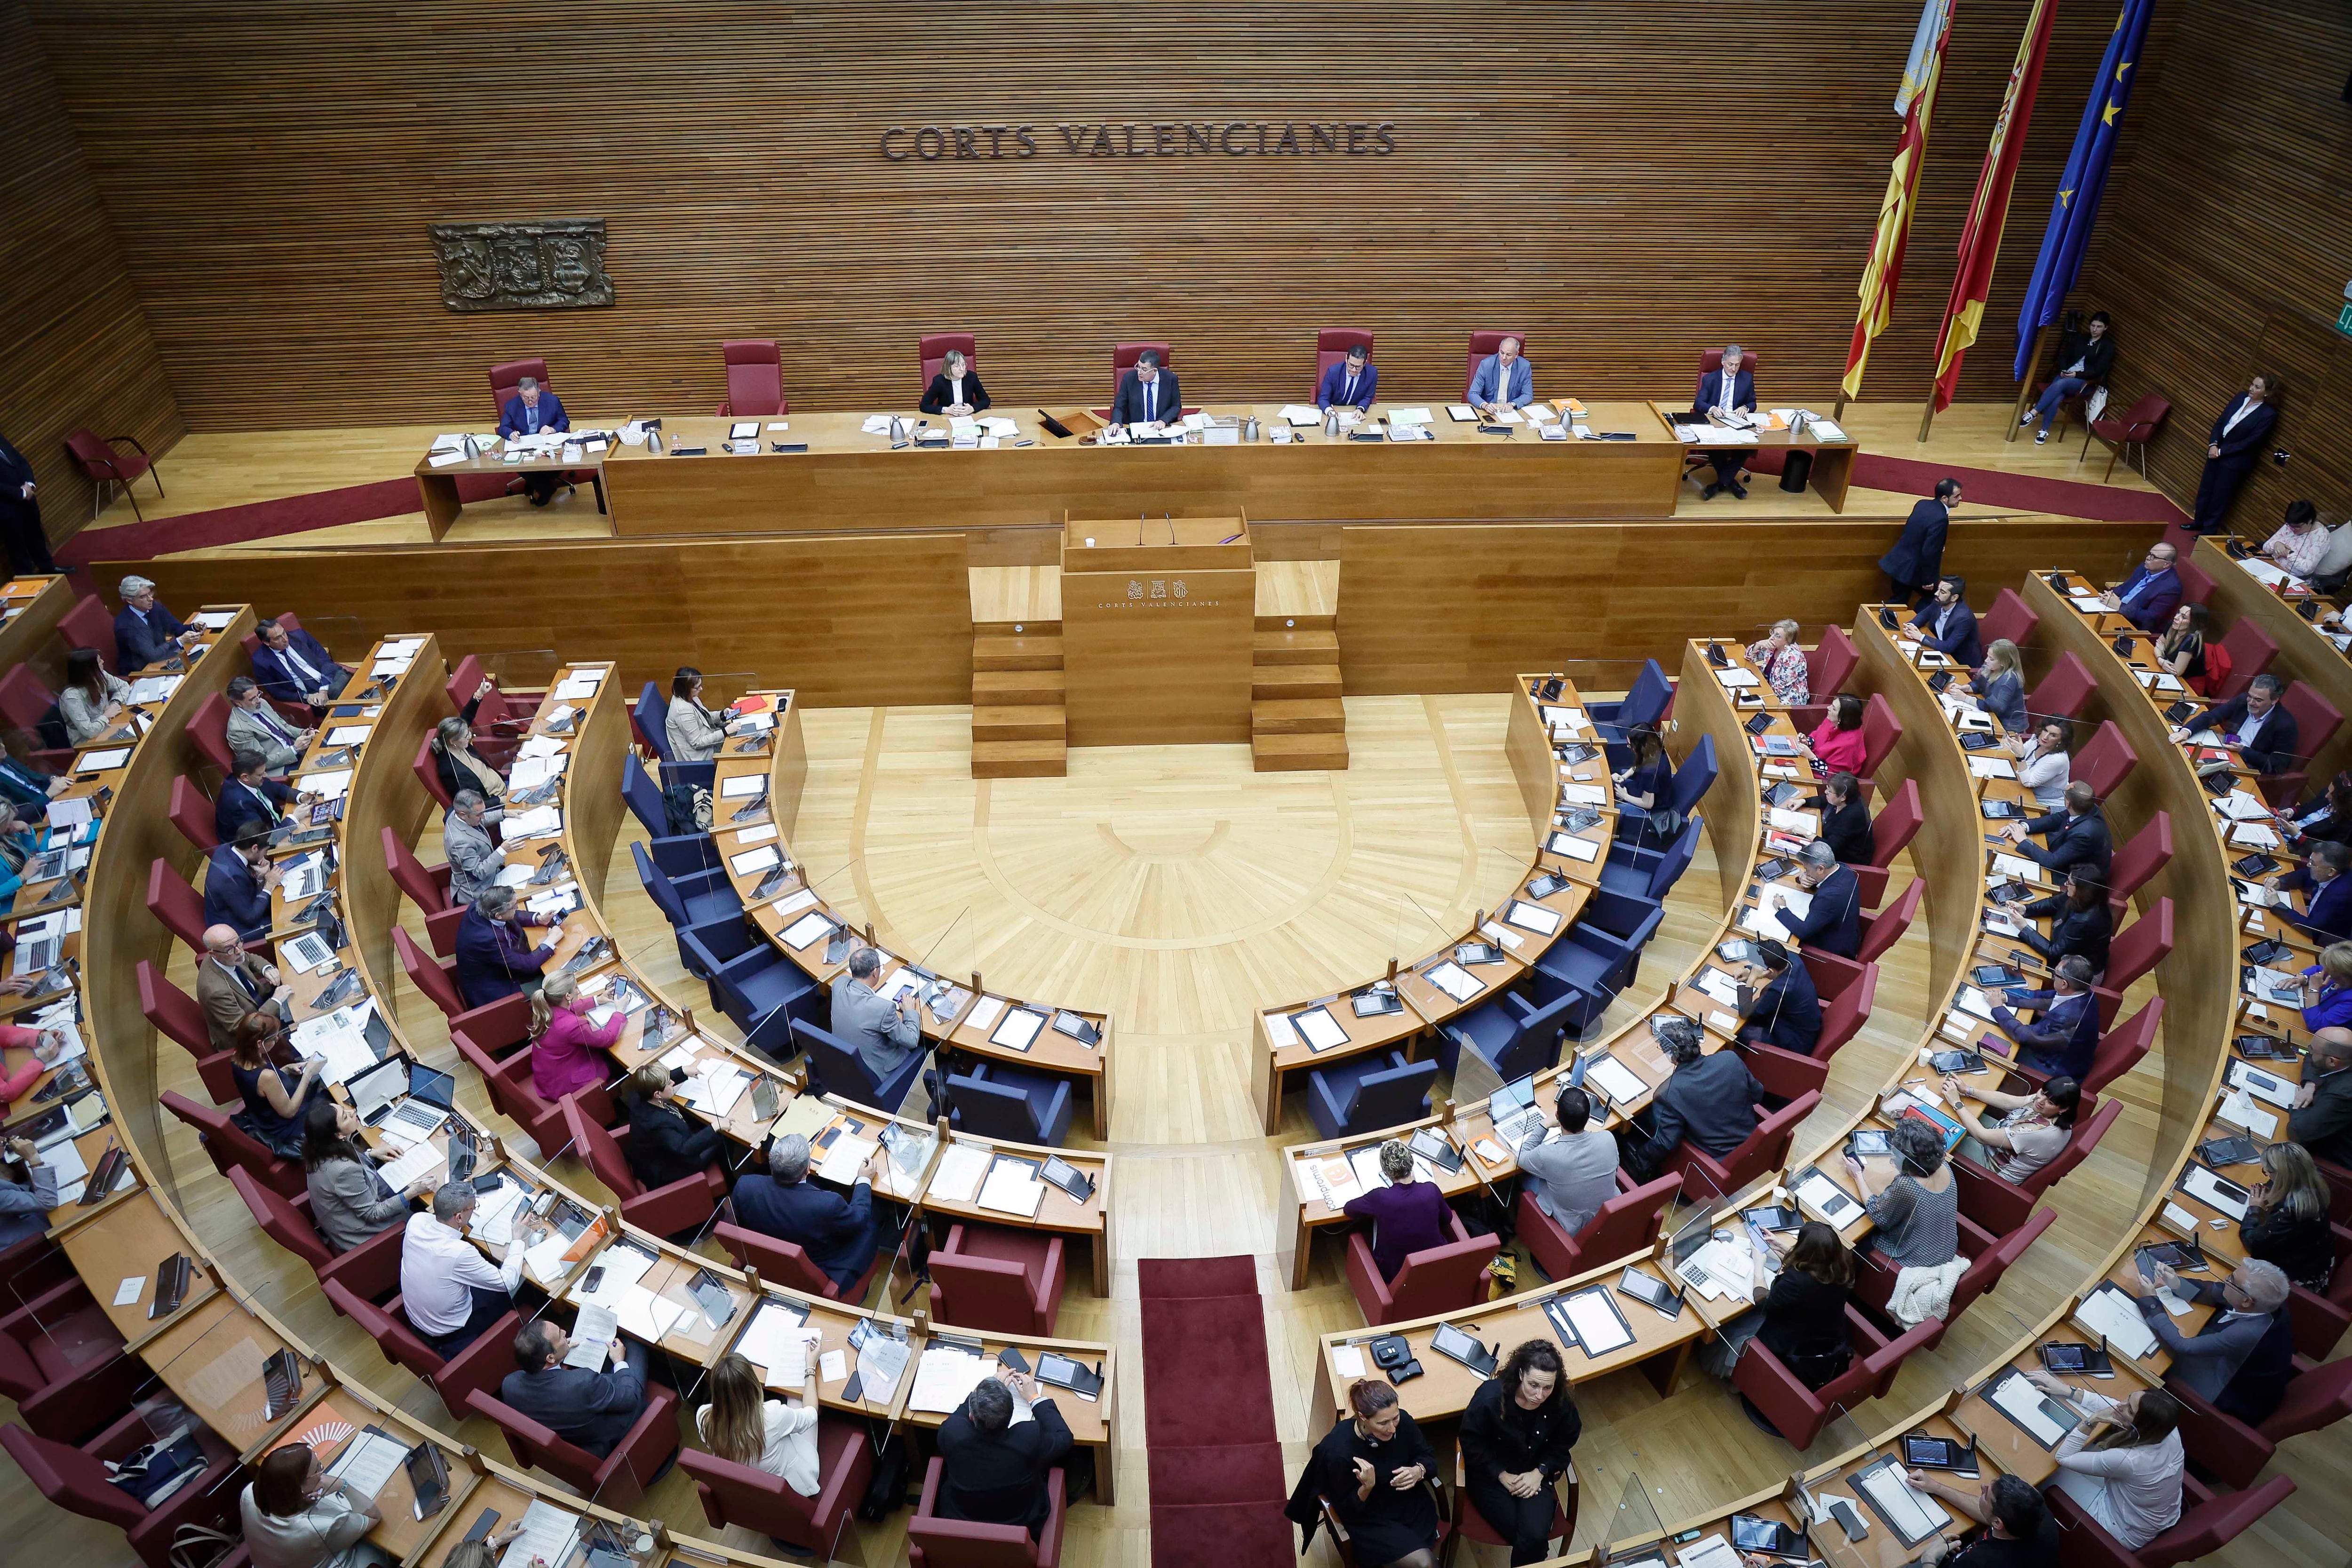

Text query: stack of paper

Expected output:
[502,804,563,840]
[977,1157,1046,1218]
[498,1501,579,1568]
[817,1134,877,1186]
[928,1143,992,1204]
[2073,1285,2159,1361]
[375,1140,442,1191]
[612,1284,685,1343]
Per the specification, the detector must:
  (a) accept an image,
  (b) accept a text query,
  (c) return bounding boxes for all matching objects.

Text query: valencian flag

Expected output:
[1842,0,1956,399]
[1927,0,2061,411]
[2013,0,2155,377]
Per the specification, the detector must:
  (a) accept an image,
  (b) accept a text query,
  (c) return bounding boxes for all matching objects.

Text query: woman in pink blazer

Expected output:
[1807,694,1871,775]
[529,974,623,1103]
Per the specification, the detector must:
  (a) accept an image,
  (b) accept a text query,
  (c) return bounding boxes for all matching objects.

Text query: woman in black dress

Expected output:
[1756,1222,1857,1388]
[621,1061,724,1191]
[1312,1379,1439,1568]
[1460,1339,1581,1566]
[231,1011,328,1159]
[2238,1141,2335,1290]
[1807,771,1875,866]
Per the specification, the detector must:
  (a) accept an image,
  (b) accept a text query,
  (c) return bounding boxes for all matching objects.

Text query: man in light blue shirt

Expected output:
[1468,336,1534,414]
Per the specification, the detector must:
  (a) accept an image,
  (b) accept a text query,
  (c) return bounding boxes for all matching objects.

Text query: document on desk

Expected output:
[817,1134,876,1186]
[1584,1054,1649,1107]
[977,1157,1047,1218]
[1793,1170,1866,1229]
[990,1007,1047,1051]
[1390,406,1434,426]
[2073,1283,2159,1361]
[2215,1086,2277,1138]
[1558,781,1607,805]
[1968,755,2019,780]
[2225,1059,2296,1109]
[1422,960,1484,1003]
[326,1430,411,1499]
[571,1243,659,1306]
[1740,903,1793,943]
[728,845,783,877]
[612,1283,685,1344]
[1765,806,1817,838]
[1276,404,1322,426]
[564,1305,619,1371]
[909,1345,1001,1415]
[1806,419,1846,442]
[1675,1534,1743,1568]
[1505,900,1562,937]
[2230,821,2281,849]
[1712,666,1760,689]
[498,1500,580,1568]
[1985,1368,2078,1448]
[374,1140,444,1192]
[1990,852,2043,883]
[1854,1458,1949,1544]
[781,911,834,950]
[1560,1287,1635,1356]
[736,1300,815,1387]
[928,1142,992,1205]
[1293,1005,1349,1052]
[1548,831,1600,862]
[2180,1162,2249,1218]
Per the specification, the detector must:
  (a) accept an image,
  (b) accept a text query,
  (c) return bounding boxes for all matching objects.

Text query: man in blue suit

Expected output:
[1737,939,1822,1056]
[1109,349,1180,428]
[202,828,278,943]
[113,573,199,673]
[2276,840,2352,945]
[250,618,351,714]
[1467,336,1534,415]
[215,750,298,844]
[1773,843,1862,959]
[1911,575,1984,669]
[2176,674,2302,779]
[1879,480,1961,605]
[1992,955,2101,1080]
[497,375,570,505]
[2004,782,2114,883]
[1693,344,1758,500]
[1316,344,1377,413]
[500,1320,652,1460]
[2192,372,2279,533]
[729,1133,897,1294]
[2100,542,2182,632]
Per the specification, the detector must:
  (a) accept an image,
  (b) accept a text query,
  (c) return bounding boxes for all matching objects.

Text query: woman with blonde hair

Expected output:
[1744,620,1810,706]
[527,972,622,1102]
[1340,1139,1454,1282]
[1968,638,2027,734]
[2297,941,2352,1032]
[697,1345,824,1496]
[430,677,508,804]
[2239,1141,2335,1289]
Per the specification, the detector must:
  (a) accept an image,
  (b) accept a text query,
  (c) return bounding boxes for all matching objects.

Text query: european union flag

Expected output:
[2013,0,2157,379]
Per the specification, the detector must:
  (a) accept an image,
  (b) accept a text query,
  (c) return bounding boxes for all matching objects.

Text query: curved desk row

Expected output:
[2189,533,2352,791]
[0,572,73,692]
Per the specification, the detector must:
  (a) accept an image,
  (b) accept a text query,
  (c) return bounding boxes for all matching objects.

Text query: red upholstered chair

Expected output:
[716,339,787,417]
[163,1089,304,1198]
[1452,1449,1576,1565]
[2285,1243,2352,1360]
[1793,626,1857,728]
[1515,1170,1680,1283]
[236,611,305,659]
[445,654,539,764]
[2072,720,2137,799]
[1853,777,1922,909]
[1110,340,1171,407]
[1952,1098,2123,1237]
[321,1277,516,1420]
[1695,347,1759,390]
[454,998,612,1136]
[466,1382,681,1507]
[2029,651,2098,720]
[2174,551,2215,606]
[184,692,237,778]
[166,774,219,853]
[1977,588,2040,652]
[137,959,238,1106]
[0,1275,141,1442]
[2173,1345,2352,1488]
[487,358,549,418]
[0,1413,241,1568]
[920,332,977,386]
[712,1221,887,1305]
[1315,327,1375,390]
[559,1097,726,1237]
[2082,393,2170,483]
[1732,1304,1937,1449]
[413,729,453,810]
[1658,1091,1820,1202]
[930,1223,1066,1337]
[1739,961,1877,1102]
[2106,812,2173,915]
[0,666,75,772]
[2210,615,2278,701]
[393,925,520,1039]
[1856,692,1902,783]
[56,595,117,666]
[907,1457,1066,1568]
[1853,1208,2055,1352]
[1346,1211,1501,1327]
[2264,681,2345,805]
[381,825,464,957]
[1467,330,1529,390]
[149,858,265,957]
[2104,899,2174,993]
[2048,1472,2289,1568]
[0,1236,78,1317]
[225,1166,405,1305]
[1857,876,1924,965]
[683,1416,873,1560]
[64,428,164,522]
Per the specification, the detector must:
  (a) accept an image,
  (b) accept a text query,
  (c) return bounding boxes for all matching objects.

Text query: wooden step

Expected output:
[1251,697,1346,735]
[972,667,1065,706]
[1251,628,1340,664]
[1251,662,1341,700]
[1255,612,1338,633]
[1252,732,1350,772]
[973,633,1065,672]
[972,738,1066,778]
[974,704,1065,742]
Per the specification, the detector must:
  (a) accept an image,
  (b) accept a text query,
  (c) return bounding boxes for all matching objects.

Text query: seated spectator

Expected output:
[1850,1119,1958,1270]
[666,667,734,764]
[112,573,200,673]
[2009,867,2111,978]
[2280,773,2352,850]
[1514,1085,1618,1236]
[698,1347,823,1496]
[1910,575,1983,668]
[1621,1018,1762,1178]
[1298,1379,1439,1568]
[2288,1028,2352,1166]
[2173,673,2300,779]
[239,1442,394,1568]
[57,646,131,745]
[0,1133,62,1253]
[1612,726,1671,814]
[2237,1141,2335,1291]
[453,885,558,1009]
[1771,841,1862,958]
[400,1182,545,1357]
[1807,694,1870,775]
[225,675,315,773]
[0,1017,67,1119]
[2037,1382,2185,1548]
[2265,499,2329,580]
[432,699,508,805]
[1343,1138,1455,1281]
[2139,1259,2296,1425]
[204,825,279,942]
[232,1011,326,1159]
[1744,620,1810,707]
[729,1131,895,1295]
[301,1099,423,1253]
[2007,717,2073,811]
[217,748,300,844]
[2297,942,2352,1034]
[2273,839,2352,945]
[1458,1339,1581,1566]
[2021,310,2114,443]
[1737,938,1821,1056]
[619,1060,723,1192]
[444,789,507,906]
[0,729,67,810]
[2001,782,2111,883]
[0,802,46,902]
[2100,540,2181,633]
[501,1318,652,1461]
[1946,1074,2079,1182]
[2151,603,2210,692]
[1897,1472,2060,1568]
[251,618,352,715]
[1965,638,2028,735]
[1991,954,2102,1080]
[936,1367,1073,1537]
[529,974,622,1103]
[1807,771,1873,866]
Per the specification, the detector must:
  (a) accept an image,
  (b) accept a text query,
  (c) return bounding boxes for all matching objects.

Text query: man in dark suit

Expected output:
[1109,349,1180,428]
[2176,673,2301,778]
[919,348,990,415]
[2100,541,2182,632]
[250,619,351,714]
[215,749,298,844]
[935,1369,1073,1536]
[2275,840,2352,945]
[1910,575,1984,670]
[1316,344,1378,413]
[2192,372,2279,533]
[113,573,198,673]
[1879,479,1960,605]
[500,1319,652,1460]
[2288,1028,2352,1165]
[1991,955,2101,1079]
[2003,782,2113,883]
[2137,1260,2294,1420]
[202,827,278,942]
[0,431,57,574]
[496,375,571,505]
[453,886,559,1008]
[1737,939,1821,1056]
[1622,1018,1763,1176]
[728,1132,896,1294]
[1772,842,1863,959]
[1693,344,1757,500]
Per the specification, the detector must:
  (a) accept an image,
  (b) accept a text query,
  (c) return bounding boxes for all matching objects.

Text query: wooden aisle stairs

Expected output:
[1251,613,1347,771]
[972,621,1067,777]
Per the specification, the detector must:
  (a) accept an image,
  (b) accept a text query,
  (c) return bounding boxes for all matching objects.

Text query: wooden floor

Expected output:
[74,401,2163,556]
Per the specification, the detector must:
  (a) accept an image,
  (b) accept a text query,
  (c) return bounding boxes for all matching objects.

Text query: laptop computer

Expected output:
[346,1056,409,1125]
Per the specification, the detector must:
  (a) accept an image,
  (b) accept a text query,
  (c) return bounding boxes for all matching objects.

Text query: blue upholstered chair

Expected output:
[1530,904,1666,1034]
[633,841,743,931]
[947,1061,1074,1146]
[680,926,823,1041]
[1436,988,1575,1082]
[790,1017,926,1116]
[1616,735,1717,844]
[1591,660,1672,765]
[1306,1051,1437,1140]
[623,752,671,837]
[1600,815,1702,904]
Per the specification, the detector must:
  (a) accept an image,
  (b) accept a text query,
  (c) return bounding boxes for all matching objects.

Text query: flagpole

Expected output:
[1917,386,1940,444]
[2006,324,2054,441]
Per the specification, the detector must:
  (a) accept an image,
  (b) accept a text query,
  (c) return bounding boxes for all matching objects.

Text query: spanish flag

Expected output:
[1843,0,1955,401]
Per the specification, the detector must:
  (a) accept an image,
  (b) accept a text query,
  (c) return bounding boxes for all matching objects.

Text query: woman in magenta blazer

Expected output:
[1807,694,1870,775]
[530,974,623,1102]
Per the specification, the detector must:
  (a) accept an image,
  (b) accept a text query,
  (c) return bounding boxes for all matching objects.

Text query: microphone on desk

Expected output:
[1167,513,1176,545]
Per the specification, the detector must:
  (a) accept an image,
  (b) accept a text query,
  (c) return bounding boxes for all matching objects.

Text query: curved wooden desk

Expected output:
[2187,534,2352,789]
[0,573,73,691]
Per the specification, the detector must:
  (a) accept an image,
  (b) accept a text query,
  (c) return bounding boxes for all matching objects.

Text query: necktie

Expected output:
[1344,373,1357,404]
[250,783,280,823]
[1145,383,1156,423]
[226,960,262,1004]
[260,706,293,742]
[283,645,319,685]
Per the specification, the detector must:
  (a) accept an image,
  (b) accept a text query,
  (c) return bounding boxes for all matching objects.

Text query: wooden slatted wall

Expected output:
[22,0,2127,432]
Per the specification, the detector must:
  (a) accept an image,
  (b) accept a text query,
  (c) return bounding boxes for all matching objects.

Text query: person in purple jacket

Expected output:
[453,884,559,1008]
[1343,1140,1454,1280]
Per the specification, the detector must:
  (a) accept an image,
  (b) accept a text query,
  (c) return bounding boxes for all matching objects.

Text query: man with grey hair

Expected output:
[1769,839,1861,959]
[833,945,924,1087]
[935,1358,1073,1534]
[399,1180,548,1356]
[1694,342,1757,499]
[113,573,200,673]
[1990,953,2101,1080]
[445,788,507,905]
[496,373,571,505]
[2138,1258,2295,1421]
[2174,671,2300,778]
[1620,1015,1762,1178]
[726,1130,895,1295]
[224,674,314,772]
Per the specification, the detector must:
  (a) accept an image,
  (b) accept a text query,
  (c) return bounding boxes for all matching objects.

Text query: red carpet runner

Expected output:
[1742,446,2189,524]
[1138,1255,1294,1568]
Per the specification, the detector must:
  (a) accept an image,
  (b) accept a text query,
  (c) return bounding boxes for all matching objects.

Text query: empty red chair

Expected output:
[1466,330,1529,389]
[684,1418,874,1561]
[1952,1098,2123,1237]
[0,1275,140,1442]
[64,428,164,522]
[717,339,787,416]
[713,1220,887,1305]
[145,859,220,955]
[1346,1212,1500,1326]
[1733,1305,1938,1448]
[2072,720,2138,799]
[163,1089,304,1197]
[2106,812,2173,914]
[1856,692,1903,783]
[560,1097,725,1237]
[322,1277,516,1420]
[55,595,116,665]
[929,1223,1066,1337]
[2265,680,2344,804]
[2104,899,2174,992]
[1854,1208,2056,1351]
[1740,962,1877,1102]
[919,332,977,386]
[1793,626,1858,729]
[1315,327,1375,390]
[0,1415,240,1568]
[1109,340,1171,408]
[2211,616,2278,701]
[381,825,464,957]
[1859,876,1924,964]
[1853,777,1923,909]
[2048,1472,2290,1568]
[906,1456,1066,1568]
[167,774,219,853]
[1659,1091,1821,1202]
[0,667,73,772]
[466,1381,681,1507]
[2082,392,2170,484]
[2028,651,2098,720]
[393,925,516,1038]
[137,960,237,1105]
[225,1166,404,1305]
[1978,587,2040,652]
[1515,1170,1680,1284]
[183,692,237,778]
[2172,1345,2352,1488]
